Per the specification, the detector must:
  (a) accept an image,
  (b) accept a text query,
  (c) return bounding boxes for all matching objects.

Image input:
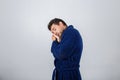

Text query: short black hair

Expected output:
[48,18,67,30]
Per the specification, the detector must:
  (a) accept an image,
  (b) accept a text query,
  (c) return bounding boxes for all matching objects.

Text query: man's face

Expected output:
[50,22,65,37]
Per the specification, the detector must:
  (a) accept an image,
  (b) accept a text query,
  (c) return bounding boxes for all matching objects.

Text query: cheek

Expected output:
[58,29,62,33]
[57,28,61,32]
[57,30,61,34]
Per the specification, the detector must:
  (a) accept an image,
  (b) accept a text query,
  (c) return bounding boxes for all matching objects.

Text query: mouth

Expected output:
[57,33,60,37]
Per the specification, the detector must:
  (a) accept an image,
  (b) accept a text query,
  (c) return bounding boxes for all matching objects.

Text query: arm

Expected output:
[51,31,76,60]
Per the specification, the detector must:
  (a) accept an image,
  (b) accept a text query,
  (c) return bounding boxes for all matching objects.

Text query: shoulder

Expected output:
[61,25,80,38]
[67,25,80,36]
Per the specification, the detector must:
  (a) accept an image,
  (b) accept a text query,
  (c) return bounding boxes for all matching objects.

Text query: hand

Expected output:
[52,34,61,42]
[52,35,56,41]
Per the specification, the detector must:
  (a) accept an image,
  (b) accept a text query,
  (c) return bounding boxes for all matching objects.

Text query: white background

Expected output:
[0,0,120,80]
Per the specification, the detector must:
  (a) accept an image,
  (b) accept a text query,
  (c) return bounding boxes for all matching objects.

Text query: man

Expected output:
[48,18,83,80]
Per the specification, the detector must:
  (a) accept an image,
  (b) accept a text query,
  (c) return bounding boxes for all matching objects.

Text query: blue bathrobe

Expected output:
[51,25,83,80]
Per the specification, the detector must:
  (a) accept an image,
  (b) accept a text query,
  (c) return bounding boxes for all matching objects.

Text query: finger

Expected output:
[52,35,56,41]
[53,34,58,38]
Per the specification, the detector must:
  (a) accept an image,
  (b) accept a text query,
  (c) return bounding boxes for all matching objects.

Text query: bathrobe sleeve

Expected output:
[51,30,76,60]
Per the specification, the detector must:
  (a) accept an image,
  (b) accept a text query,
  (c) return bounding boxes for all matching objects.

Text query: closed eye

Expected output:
[52,28,56,31]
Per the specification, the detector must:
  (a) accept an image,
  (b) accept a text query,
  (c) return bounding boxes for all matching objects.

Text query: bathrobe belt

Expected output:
[52,65,79,80]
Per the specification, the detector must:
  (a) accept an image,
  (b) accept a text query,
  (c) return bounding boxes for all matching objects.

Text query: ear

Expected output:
[59,21,63,26]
